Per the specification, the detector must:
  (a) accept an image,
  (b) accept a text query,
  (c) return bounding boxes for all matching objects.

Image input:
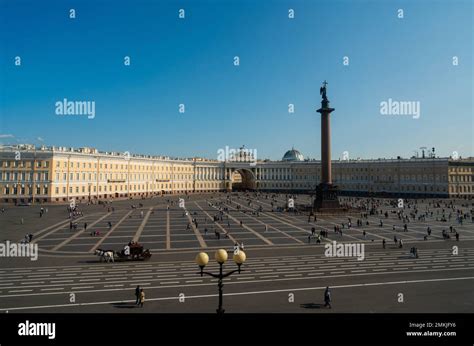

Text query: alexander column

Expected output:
[314,81,343,211]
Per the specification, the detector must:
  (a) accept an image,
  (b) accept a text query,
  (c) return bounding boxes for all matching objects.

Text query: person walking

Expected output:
[139,289,145,308]
[135,285,141,305]
[324,287,332,309]
[382,239,386,249]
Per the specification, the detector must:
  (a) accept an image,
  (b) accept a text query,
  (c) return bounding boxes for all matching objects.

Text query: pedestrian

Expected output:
[135,285,140,305]
[382,239,386,249]
[139,289,145,307]
[324,287,332,309]
[204,228,208,236]
[84,222,88,231]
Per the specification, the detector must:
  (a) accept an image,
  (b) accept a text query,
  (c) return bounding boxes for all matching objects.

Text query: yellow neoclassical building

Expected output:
[0,145,473,204]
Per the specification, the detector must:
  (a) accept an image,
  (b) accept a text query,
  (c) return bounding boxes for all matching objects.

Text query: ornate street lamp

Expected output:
[195,249,246,314]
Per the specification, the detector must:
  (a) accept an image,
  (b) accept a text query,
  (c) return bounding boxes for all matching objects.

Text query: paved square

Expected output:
[0,192,473,313]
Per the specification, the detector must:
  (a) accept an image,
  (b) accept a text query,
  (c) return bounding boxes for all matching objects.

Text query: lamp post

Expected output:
[195,249,246,314]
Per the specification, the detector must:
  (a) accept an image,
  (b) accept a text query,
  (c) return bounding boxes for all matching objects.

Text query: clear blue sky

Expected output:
[0,0,472,160]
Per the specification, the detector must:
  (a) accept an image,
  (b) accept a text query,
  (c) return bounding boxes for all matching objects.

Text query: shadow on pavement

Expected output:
[300,303,325,309]
[112,302,137,309]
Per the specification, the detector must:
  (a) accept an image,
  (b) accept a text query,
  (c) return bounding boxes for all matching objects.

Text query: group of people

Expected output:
[21,233,33,244]
[134,286,145,307]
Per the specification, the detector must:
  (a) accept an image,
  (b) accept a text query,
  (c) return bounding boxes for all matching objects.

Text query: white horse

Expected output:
[95,249,115,263]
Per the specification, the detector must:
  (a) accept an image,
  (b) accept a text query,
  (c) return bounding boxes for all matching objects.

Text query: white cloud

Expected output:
[37,137,44,142]
[0,134,14,139]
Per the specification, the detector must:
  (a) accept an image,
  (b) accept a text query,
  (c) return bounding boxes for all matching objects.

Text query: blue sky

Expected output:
[0,0,472,160]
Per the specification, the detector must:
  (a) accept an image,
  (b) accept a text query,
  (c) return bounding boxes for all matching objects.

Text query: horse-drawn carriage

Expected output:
[94,242,151,263]
[115,242,152,261]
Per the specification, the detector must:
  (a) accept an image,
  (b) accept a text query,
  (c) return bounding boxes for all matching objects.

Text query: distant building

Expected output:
[282,148,304,162]
[0,145,472,203]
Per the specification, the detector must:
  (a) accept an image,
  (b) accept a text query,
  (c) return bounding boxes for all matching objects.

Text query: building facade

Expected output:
[0,145,472,204]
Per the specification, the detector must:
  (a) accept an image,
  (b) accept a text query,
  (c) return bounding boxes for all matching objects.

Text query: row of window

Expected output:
[3,185,48,195]
[0,161,49,168]
[0,172,49,181]
[450,175,472,182]
[53,172,224,182]
[55,161,193,171]
[450,185,472,193]
[51,182,222,195]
